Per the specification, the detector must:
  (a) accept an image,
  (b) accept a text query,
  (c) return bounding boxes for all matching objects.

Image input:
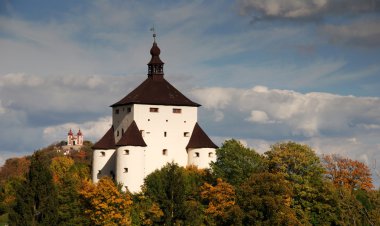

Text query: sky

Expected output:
[0,0,380,186]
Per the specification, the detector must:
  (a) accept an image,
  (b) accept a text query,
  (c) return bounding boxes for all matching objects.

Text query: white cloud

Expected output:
[192,86,380,138]
[43,116,112,143]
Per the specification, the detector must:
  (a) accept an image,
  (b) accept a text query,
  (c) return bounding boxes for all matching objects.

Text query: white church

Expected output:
[92,35,218,193]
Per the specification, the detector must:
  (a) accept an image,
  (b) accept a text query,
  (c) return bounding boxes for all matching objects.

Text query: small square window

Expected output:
[150,107,159,113]
[184,132,190,137]
[124,168,128,173]
[173,108,182,113]
[100,151,105,157]
[115,109,119,114]
[208,152,214,158]
[124,150,129,155]
[127,107,131,113]
[98,170,101,174]
[164,132,167,137]
[194,152,200,158]
[162,149,168,156]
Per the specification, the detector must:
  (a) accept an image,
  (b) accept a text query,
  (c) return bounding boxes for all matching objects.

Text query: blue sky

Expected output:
[1,0,380,185]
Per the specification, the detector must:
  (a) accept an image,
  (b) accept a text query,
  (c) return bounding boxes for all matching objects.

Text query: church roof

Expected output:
[92,126,115,150]
[186,123,218,149]
[116,121,147,147]
[111,39,200,107]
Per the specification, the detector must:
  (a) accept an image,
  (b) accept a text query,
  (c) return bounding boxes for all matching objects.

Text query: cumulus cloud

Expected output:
[192,86,380,138]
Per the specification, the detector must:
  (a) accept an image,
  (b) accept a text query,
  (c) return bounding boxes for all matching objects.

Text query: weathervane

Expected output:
[150,25,156,42]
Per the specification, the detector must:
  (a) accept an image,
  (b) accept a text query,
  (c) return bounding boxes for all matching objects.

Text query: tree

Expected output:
[50,156,90,225]
[265,142,337,225]
[80,177,133,225]
[200,178,242,225]
[237,172,300,226]
[211,139,264,186]
[0,157,30,184]
[143,162,206,225]
[322,154,374,191]
[9,151,59,225]
[130,194,164,226]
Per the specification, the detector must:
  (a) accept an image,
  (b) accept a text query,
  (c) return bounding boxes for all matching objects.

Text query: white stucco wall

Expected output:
[187,148,216,169]
[92,149,116,182]
[116,146,145,193]
[133,104,198,176]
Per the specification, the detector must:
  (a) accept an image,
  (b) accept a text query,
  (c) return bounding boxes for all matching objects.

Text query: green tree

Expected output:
[143,162,206,225]
[50,156,90,225]
[211,139,264,186]
[9,151,59,225]
[237,172,300,226]
[265,142,337,225]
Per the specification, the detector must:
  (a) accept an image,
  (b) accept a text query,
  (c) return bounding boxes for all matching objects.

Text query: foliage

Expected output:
[200,178,242,225]
[143,162,201,225]
[9,151,59,225]
[323,154,374,191]
[51,156,90,225]
[0,157,30,184]
[237,172,300,225]
[265,142,337,225]
[211,139,264,186]
[80,177,133,225]
[130,194,164,226]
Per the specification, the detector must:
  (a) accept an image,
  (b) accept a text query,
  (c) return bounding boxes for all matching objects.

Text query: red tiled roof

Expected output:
[111,77,200,107]
[186,123,218,149]
[116,121,147,147]
[92,126,115,150]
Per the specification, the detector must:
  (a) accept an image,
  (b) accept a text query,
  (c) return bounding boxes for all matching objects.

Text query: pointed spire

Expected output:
[147,28,164,79]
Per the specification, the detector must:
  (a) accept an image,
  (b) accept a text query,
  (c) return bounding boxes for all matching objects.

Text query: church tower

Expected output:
[92,34,217,193]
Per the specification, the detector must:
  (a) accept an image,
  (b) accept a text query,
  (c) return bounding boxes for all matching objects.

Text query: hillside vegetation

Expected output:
[0,139,379,225]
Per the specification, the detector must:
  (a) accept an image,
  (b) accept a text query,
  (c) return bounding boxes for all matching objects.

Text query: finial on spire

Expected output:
[150,25,156,42]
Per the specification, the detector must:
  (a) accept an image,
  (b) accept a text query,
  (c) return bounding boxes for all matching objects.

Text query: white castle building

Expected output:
[92,36,218,193]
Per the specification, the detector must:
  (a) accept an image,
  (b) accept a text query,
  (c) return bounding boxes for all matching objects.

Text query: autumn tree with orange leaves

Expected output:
[200,178,242,225]
[323,154,374,191]
[80,177,133,225]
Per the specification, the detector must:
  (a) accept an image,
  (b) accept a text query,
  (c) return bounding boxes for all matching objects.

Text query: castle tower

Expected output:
[92,34,217,192]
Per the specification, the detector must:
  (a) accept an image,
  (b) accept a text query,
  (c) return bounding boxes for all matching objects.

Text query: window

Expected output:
[100,151,105,157]
[124,150,129,155]
[98,170,101,174]
[117,130,120,136]
[115,109,119,114]
[184,132,190,137]
[124,168,128,173]
[150,107,159,113]
[173,108,182,113]
[194,152,200,158]
[208,152,214,158]
[164,132,167,137]
[162,149,168,156]
[127,107,131,113]
[122,128,124,134]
